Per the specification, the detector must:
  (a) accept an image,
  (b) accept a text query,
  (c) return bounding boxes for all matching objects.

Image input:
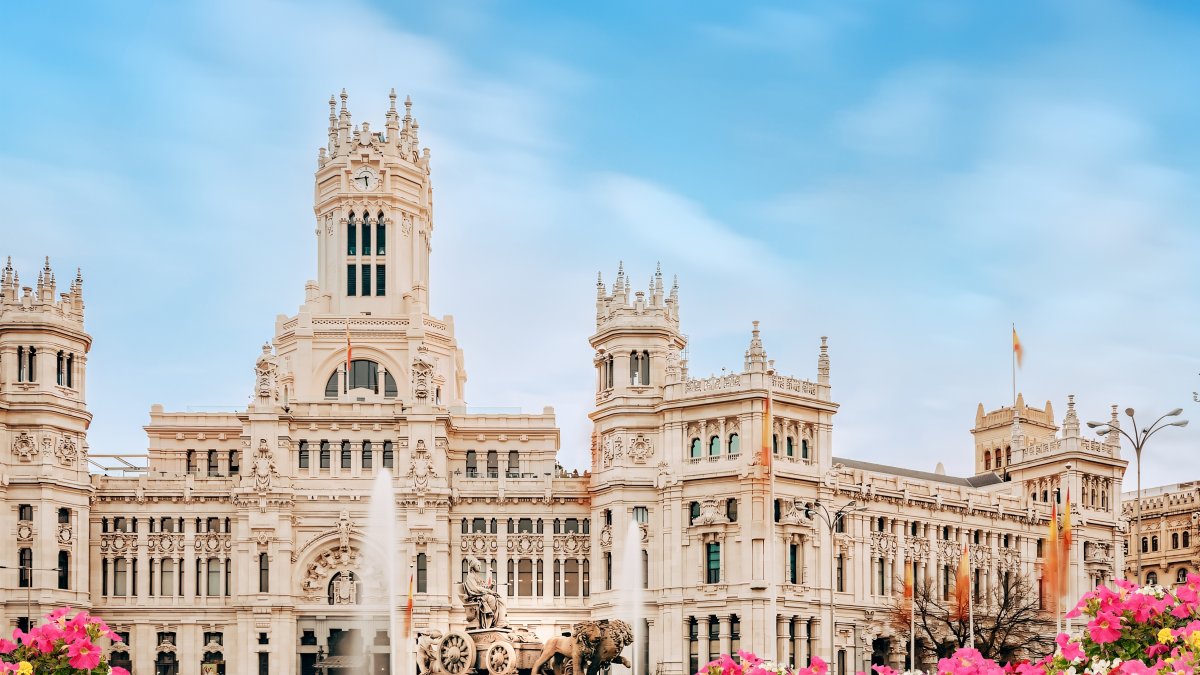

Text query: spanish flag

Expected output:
[1046,503,1059,613]
[404,572,414,638]
[955,544,970,620]
[1012,326,1023,369]
[1059,491,1072,605]
[345,319,353,375]
[902,561,914,612]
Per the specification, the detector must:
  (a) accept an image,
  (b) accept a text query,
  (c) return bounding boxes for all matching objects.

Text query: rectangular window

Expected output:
[258,652,269,675]
[114,558,127,596]
[362,441,373,469]
[553,560,561,597]
[341,442,352,469]
[876,557,886,595]
[383,441,394,469]
[361,264,371,297]
[57,551,70,590]
[604,552,613,590]
[376,264,385,296]
[417,553,428,593]
[18,504,32,521]
[943,565,951,600]
[259,552,269,593]
[362,220,371,255]
[564,559,580,596]
[102,559,109,596]
[518,559,533,596]
[299,441,309,469]
[788,543,798,584]
[207,558,220,596]
[633,506,649,524]
[18,548,32,587]
[229,450,239,475]
[320,441,330,469]
[706,542,721,584]
[348,220,356,255]
[347,265,357,296]
[836,554,845,592]
[376,221,385,254]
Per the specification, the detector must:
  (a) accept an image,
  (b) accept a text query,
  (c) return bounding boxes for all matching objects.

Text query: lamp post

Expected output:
[0,564,63,630]
[805,500,868,670]
[1087,407,1189,584]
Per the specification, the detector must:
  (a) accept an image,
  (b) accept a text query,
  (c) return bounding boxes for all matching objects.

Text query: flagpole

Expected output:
[909,581,915,670]
[968,575,975,649]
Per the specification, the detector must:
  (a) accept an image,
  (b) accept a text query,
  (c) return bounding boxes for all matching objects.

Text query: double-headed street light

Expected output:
[1087,407,1189,583]
[805,500,868,670]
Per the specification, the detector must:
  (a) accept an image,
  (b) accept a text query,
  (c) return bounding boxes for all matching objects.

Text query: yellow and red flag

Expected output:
[903,562,914,602]
[1012,326,1024,368]
[1060,490,1072,604]
[404,572,414,638]
[345,319,353,375]
[955,544,970,620]
[1046,502,1059,613]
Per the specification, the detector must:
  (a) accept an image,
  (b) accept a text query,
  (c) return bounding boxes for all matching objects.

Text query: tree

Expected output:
[892,571,1055,664]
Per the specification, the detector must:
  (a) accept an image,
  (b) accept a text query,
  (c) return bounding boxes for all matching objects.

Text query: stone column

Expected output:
[810,618,822,663]
[698,616,711,666]
[795,618,808,667]
[776,616,789,666]
[718,614,732,657]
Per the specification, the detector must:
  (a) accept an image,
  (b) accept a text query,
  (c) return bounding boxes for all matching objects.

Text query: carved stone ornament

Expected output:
[777,500,815,527]
[252,439,277,495]
[601,435,622,469]
[553,533,591,555]
[692,498,730,526]
[12,432,37,461]
[300,545,384,603]
[337,510,354,551]
[55,436,79,464]
[870,532,898,558]
[17,522,34,543]
[58,523,73,545]
[628,434,653,464]
[907,536,930,561]
[461,534,498,555]
[506,534,544,555]
[254,343,279,402]
[407,439,437,496]
[412,346,436,404]
[999,546,1022,571]
[599,524,612,549]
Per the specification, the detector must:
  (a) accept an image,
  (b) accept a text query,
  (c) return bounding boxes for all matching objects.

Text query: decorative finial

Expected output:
[389,88,397,110]
[752,320,760,336]
[340,88,348,111]
[329,95,336,118]
[655,261,662,276]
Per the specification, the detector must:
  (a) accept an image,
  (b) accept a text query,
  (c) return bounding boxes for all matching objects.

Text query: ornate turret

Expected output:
[744,321,768,372]
[817,336,830,386]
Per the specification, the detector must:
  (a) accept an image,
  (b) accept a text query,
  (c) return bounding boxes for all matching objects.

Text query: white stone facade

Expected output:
[0,91,1128,675]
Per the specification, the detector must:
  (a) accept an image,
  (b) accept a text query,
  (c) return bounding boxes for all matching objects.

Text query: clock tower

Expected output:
[313,88,434,316]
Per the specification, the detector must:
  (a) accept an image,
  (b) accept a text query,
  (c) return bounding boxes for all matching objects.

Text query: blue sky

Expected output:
[2,1,1198,486]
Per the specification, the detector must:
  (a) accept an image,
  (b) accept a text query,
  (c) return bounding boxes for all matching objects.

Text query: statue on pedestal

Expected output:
[463,557,508,629]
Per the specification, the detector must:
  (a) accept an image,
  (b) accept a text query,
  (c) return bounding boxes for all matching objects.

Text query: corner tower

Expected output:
[313,89,434,315]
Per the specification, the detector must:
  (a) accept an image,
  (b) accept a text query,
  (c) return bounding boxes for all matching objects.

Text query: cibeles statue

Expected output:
[462,557,508,629]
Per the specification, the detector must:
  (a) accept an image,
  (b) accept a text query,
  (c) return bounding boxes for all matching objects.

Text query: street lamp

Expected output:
[805,500,868,671]
[1087,407,1189,583]
[0,564,63,630]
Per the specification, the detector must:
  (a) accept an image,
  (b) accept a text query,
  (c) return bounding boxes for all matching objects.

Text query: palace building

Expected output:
[0,91,1129,675]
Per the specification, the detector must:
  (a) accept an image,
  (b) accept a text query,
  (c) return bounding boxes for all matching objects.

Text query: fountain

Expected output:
[364,468,400,675]
[619,520,644,675]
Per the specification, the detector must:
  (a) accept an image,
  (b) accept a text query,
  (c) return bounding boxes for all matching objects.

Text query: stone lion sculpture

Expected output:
[530,619,633,675]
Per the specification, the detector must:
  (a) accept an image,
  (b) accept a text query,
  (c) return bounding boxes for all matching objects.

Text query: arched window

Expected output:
[376,211,386,254]
[1091,490,1097,507]
[786,437,795,457]
[772,434,779,454]
[1147,571,1158,586]
[984,451,991,471]
[629,351,640,385]
[1006,446,1012,466]
[56,350,65,385]
[1174,533,1180,549]
[802,439,810,459]
[347,213,357,255]
[383,440,394,469]
[994,449,1002,467]
[348,359,378,392]
[361,211,372,254]
[689,438,701,459]
[606,354,614,389]
[1142,537,1149,553]
[26,346,36,382]
[640,350,650,386]
[689,501,701,524]
[17,346,25,381]
[1178,568,1189,584]
[728,433,740,455]
[155,651,177,675]
[57,551,69,589]
[1185,532,1191,548]
[1153,536,1160,552]
[383,370,397,398]
[708,436,720,457]
[1102,492,1108,509]
[466,450,477,477]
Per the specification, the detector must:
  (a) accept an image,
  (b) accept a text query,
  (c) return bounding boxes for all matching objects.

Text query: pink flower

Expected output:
[0,638,15,654]
[1146,643,1169,658]
[1117,661,1155,675]
[811,656,829,675]
[1055,633,1084,662]
[871,666,897,675]
[1088,611,1123,643]
[1015,663,1045,675]
[738,650,763,667]
[111,668,131,675]
[67,638,101,670]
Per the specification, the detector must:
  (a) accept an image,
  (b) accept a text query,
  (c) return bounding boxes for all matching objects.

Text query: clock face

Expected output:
[353,167,379,191]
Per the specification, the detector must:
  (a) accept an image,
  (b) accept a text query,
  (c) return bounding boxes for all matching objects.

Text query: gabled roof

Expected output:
[832,456,1005,488]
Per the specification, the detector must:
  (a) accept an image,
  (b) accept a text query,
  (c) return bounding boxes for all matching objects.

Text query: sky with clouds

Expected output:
[2,1,1198,487]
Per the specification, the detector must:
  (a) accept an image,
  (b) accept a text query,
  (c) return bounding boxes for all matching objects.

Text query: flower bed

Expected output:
[697,576,1200,675]
[0,608,128,675]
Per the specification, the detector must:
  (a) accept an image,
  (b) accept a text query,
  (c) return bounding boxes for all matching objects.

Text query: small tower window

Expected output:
[361,264,372,296]
[27,346,36,382]
[382,440,394,469]
[66,353,73,387]
[606,354,614,389]
[641,350,650,386]
[376,211,386,254]
[728,433,740,455]
[984,451,991,471]
[786,436,795,457]
[347,264,357,296]
[802,438,810,459]
[17,346,25,381]
[362,441,373,469]
[347,213,357,255]
[708,436,720,457]
[57,350,65,385]
[466,450,477,477]
[361,211,372,255]
[689,438,701,459]
[376,264,386,296]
